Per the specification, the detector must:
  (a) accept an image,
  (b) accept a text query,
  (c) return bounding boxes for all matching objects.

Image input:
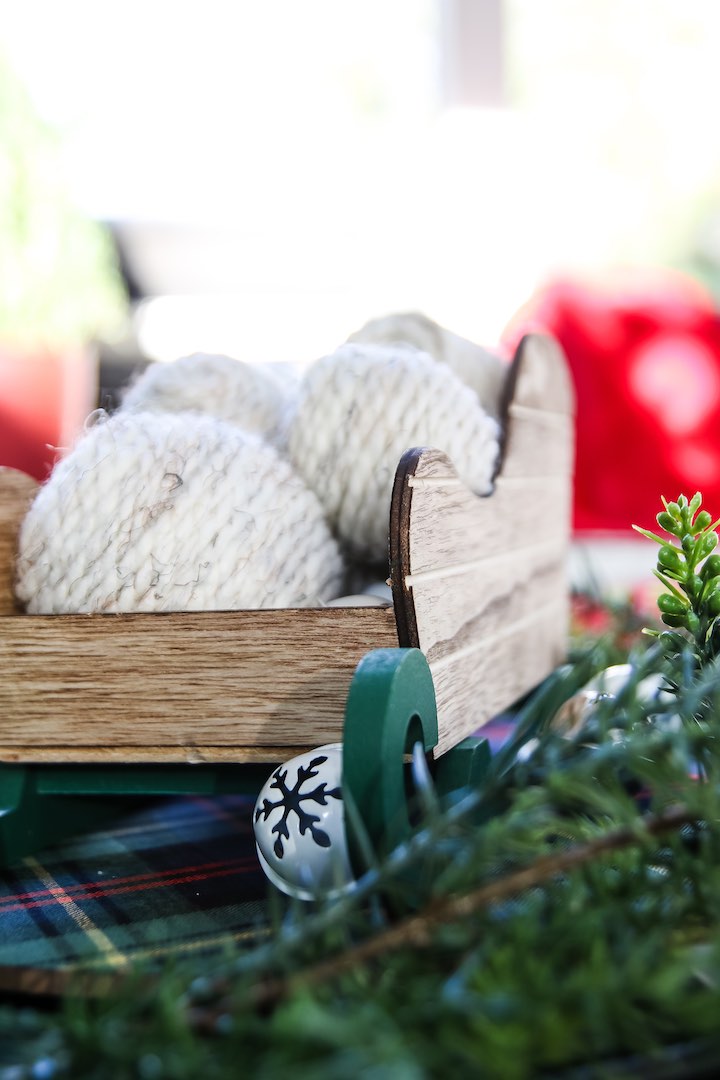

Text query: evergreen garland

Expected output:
[5,497,720,1078]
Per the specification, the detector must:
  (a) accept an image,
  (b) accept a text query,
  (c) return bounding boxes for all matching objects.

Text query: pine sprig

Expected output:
[240,803,700,1013]
[7,660,719,1080]
[633,492,720,668]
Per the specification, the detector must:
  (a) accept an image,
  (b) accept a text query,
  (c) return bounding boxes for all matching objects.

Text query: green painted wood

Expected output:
[35,763,276,797]
[433,736,492,797]
[0,764,132,867]
[0,762,281,867]
[342,648,438,862]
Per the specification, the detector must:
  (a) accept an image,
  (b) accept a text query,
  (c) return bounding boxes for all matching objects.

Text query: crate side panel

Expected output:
[0,607,398,759]
[430,595,568,756]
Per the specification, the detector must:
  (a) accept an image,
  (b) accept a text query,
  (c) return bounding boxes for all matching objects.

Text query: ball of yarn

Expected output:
[121,353,294,448]
[287,342,501,563]
[348,312,508,417]
[16,411,345,614]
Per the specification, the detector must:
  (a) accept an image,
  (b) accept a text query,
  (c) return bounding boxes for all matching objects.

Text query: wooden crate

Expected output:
[0,334,574,765]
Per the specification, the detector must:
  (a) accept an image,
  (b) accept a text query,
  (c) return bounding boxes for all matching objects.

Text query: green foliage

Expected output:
[5,647,720,1079]
[634,492,720,670]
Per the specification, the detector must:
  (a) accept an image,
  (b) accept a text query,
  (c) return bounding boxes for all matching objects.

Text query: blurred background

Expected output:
[4,0,720,561]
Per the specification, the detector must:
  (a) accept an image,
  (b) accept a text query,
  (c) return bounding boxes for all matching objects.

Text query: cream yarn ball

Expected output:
[287,342,501,563]
[16,411,345,614]
[121,352,294,448]
[348,312,508,418]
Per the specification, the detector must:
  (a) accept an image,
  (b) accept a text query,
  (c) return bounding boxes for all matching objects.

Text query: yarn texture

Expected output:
[348,312,508,417]
[16,411,345,614]
[287,342,501,563]
[122,353,294,449]
[16,318,507,614]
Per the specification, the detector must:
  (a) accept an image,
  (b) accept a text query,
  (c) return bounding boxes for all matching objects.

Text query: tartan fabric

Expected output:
[0,793,269,975]
[0,719,513,980]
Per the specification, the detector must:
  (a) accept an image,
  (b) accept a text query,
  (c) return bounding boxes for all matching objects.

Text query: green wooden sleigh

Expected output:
[0,334,574,866]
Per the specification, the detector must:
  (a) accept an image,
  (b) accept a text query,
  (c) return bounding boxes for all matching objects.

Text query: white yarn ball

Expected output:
[287,342,501,563]
[348,312,508,417]
[121,353,295,448]
[16,411,345,614]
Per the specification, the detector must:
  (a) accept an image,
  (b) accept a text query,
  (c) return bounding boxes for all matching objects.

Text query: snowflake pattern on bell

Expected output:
[254,755,342,859]
[253,743,356,901]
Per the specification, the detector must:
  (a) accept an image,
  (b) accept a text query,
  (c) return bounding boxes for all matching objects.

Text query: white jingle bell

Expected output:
[551,664,677,740]
[253,743,356,901]
[584,664,670,701]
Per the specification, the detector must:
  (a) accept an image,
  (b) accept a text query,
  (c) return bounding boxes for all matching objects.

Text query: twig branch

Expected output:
[244,804,698,1010]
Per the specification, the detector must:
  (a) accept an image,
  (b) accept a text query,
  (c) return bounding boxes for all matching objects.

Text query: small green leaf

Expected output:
[658,545,684,572]
[700,554,720,580]
[656,511,681,535]
[689,574,705,599]
[693,510,712,533]
[657,593,689,616]
[697,533,719,560]
[681,534,695,556]
[652,572,687,603]
[653,567,684,587]
[632,524,672,546]
[658,629,687,649]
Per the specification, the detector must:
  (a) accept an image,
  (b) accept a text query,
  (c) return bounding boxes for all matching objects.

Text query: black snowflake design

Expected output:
[255,756,342,859]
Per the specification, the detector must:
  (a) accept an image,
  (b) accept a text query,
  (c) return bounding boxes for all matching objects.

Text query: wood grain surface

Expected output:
[390,334,575,756]
[0,331,574,763]
[0,607,397,761]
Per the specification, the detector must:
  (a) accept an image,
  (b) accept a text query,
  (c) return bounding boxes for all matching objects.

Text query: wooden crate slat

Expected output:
[403,468,571,576]
[390,334,575,756]
[504,333,574,413]
[498,410,575,480]
[0,607,398,758]
[410,554,567,667]
[431,599,568,756]
[0,745,313,764]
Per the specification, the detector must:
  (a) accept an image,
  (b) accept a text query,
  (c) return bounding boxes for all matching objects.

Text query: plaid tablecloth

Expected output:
[0,719,515,991]
[0,793,269,989]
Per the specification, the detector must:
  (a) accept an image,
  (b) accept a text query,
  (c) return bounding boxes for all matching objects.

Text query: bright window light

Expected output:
[3,1,720,362]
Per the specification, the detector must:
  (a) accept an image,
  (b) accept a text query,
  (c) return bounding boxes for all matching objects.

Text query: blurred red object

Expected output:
[506,270,720,534]
[0,346,97,481]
